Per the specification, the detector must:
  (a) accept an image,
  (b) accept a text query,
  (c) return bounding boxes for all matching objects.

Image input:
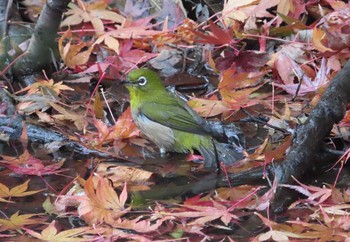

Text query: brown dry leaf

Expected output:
[4,87,58,114]
[50,102,88,130]
[219,68,264,109]
[92,108,139,146]
[215,186,259,208]
[1,150,29,165]
[313,27,334,52]
[247,137,269,161]
[61,1,125,31]
[264,136,292,165]
[93,90,104,119]
[320,204,350,216]
[36,110,55,123]
[321,8,350,51]
[17,99,51,114]
[108,107,140,140]
[77,175,130,225]
[22,0,45,19]
[58,29,95,68]
[108,23,164,39]
[288,205,350,241]
[0,179,43,201]
[96,34,120,54]
[96,164,153,190]
[111,216,167,233]
[222,0,275,25]
[255,213,313,241]
[16,79,74,96]
[187,97,230,117]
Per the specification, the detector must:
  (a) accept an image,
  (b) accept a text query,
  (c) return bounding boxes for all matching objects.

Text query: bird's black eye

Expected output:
[137,76,147,86]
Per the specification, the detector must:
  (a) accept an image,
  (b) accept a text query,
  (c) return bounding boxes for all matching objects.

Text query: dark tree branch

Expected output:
[13,0,71,85]
[221,60,350,212]
[0,116,115,159]
[0,0,11,37]
[0,88,15,116]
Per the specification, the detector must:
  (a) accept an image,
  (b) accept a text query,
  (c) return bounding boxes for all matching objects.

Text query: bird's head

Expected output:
[122,69,166,98]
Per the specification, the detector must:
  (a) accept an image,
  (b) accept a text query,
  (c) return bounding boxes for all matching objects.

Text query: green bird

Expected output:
[122,68,243,168]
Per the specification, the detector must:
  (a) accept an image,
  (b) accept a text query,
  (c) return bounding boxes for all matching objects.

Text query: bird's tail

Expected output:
[198,139,244,168]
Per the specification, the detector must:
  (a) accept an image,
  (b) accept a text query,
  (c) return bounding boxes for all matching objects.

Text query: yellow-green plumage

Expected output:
[123,68,243,168]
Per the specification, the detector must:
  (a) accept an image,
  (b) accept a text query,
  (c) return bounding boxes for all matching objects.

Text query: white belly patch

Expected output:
[133,113,175,151]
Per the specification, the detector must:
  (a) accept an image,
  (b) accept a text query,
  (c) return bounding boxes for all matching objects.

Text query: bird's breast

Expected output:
[132,111,175,151]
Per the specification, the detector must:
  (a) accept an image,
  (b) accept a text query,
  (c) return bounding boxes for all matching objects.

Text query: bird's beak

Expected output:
[121,80,130,85]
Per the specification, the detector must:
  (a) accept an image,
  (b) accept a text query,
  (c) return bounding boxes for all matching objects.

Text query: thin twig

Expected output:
[240,108,291,134]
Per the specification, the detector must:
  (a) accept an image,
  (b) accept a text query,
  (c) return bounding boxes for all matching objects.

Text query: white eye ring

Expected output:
[138,76,147,86]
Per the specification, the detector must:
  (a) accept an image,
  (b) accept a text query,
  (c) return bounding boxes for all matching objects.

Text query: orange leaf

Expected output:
[187,97,230,117]
[77,175,130,225]
[219,68,265,107]
[313,27,334,52]
[109,107,140,140]
[58,29,95,68]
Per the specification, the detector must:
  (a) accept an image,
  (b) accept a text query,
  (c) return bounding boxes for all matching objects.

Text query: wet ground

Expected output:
[1,122,349,240]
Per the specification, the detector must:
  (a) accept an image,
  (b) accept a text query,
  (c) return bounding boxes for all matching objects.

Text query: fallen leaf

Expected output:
[25,220,96,241]
[0,179,43,201]
[167,199,239,226]
[0,211,44,232]
[77,175,130,225]
[1,151,68,176]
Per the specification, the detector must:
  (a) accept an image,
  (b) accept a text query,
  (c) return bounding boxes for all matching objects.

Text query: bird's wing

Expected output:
[139,99,209,136]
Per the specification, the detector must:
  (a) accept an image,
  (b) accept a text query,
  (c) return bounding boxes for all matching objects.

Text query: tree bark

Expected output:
[0,0,10,37]
[12,0,71,85]
[222,60,350,212]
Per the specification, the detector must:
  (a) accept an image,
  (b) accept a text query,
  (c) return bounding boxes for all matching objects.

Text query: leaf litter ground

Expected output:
[1,0,350,241]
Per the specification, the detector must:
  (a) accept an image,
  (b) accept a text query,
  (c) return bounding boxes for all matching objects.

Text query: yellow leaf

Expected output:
[313,27,333,52]
[0,211,43,232]
[42,197,58,215]
[0,180,43,200]
[104,35,120,53]
[277,0,291,16]
[91,17,104,35]
[60,14,83,27]
[94,90,104,119]
[91,10,125,23]
[26,220,94,241]
[222,0,257,24]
